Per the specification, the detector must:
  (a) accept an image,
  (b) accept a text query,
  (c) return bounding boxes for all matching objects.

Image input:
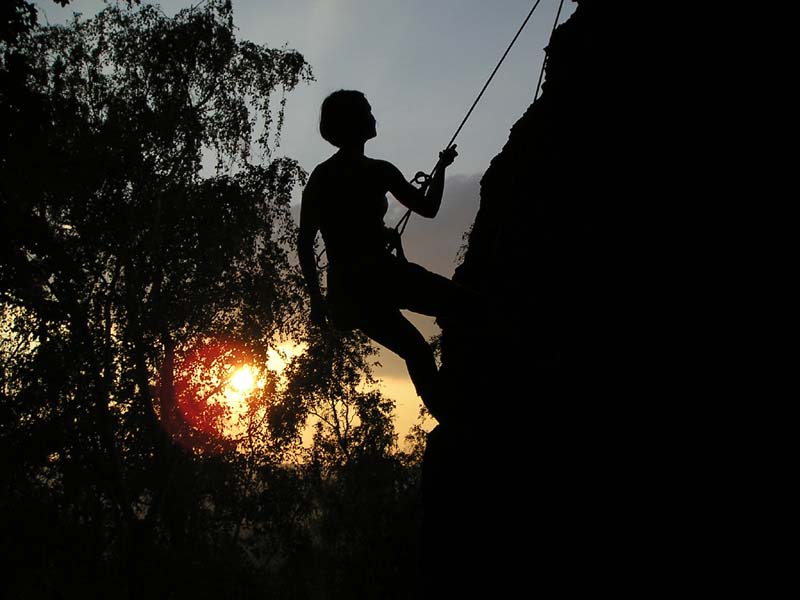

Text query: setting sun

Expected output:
[222,364,266,437]
[230,365,256,394]
[168,339,306,447]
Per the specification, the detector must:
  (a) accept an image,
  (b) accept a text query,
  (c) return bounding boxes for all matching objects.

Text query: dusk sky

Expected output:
[36,0,574,437]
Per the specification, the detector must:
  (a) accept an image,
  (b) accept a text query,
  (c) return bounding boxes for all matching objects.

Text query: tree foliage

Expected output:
[1,2,424,598]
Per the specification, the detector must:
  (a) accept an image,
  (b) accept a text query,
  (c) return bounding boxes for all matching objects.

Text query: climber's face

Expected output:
[362,102,377,141]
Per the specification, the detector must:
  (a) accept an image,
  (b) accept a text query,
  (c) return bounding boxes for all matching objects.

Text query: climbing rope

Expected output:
[316,0,562,269]
[394,0,550,238]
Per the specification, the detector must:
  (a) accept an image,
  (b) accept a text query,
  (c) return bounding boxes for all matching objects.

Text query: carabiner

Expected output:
[412,171,432,188]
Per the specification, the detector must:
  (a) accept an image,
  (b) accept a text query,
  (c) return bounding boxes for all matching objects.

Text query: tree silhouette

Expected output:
[280,329,423,598]
[2,0,317,595]
[2,2,431,598]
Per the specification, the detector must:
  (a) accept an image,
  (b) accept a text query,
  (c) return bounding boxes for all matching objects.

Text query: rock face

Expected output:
[421,3,692,596]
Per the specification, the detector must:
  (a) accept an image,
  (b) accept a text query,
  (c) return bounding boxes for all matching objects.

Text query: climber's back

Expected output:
[305,153,394,268]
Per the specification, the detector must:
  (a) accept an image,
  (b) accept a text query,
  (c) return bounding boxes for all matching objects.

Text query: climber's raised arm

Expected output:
[382,145,458,219]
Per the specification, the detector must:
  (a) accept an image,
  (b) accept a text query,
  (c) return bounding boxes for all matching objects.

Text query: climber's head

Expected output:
[319,90,377,148]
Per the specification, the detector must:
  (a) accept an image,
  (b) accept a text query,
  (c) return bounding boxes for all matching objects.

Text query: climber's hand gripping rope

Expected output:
[392,144,459,246]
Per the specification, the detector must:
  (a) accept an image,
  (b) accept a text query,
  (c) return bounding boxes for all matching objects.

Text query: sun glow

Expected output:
[222,364,266,432]
[229,365,256,394]
[168,339,308,451]
[267,342,307,374]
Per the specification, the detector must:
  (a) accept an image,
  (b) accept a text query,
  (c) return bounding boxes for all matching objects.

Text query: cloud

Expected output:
[388,172,481,278]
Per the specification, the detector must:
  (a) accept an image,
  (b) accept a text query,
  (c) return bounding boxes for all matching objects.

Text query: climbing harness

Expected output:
[316,0,565,269]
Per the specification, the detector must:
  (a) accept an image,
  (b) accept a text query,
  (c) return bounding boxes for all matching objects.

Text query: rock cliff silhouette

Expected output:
[420,3,694,596]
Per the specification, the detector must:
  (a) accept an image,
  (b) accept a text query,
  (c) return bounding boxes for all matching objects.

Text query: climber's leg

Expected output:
[395,262,483,320]
[359,309,450,421]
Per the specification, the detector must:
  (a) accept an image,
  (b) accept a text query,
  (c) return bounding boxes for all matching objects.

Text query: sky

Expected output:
[35,0,575,439]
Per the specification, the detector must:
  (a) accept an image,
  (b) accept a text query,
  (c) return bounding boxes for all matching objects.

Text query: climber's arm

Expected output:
[298,171,326,325]
[382,146,458,219]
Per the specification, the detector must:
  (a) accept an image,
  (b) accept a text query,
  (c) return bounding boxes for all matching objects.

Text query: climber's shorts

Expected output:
[326,257,471,330]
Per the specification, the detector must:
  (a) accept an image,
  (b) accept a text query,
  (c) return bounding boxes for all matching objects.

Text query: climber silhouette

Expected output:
[298,90,475,423]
